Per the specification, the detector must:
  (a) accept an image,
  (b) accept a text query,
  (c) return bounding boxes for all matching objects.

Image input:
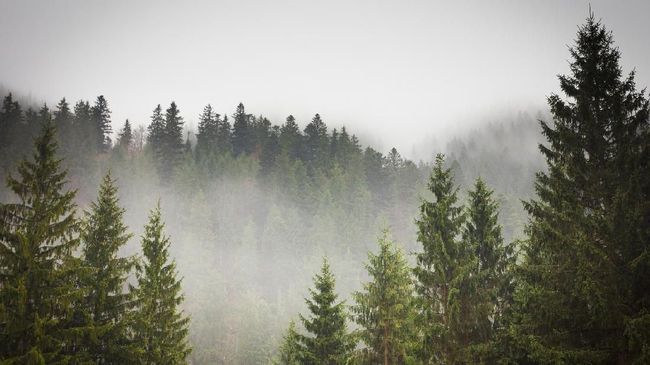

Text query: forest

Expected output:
[1,13,649,365]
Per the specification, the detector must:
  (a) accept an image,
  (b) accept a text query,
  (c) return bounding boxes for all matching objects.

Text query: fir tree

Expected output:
[195,104,219,160]
[0,122,85,364]
[232,103,251,156]
[413,154,467,365]
[91,95,112,152]
[303,114,328,169]
[163,101,185,174]
[131,204,191,365]
[460,178,514,362]
[279,115,302,160]
[216,114,232,155]
[352,230,417,365]
[299,258,352,365]
[510,12,650,364]
[274,321,304,365]
[117,119,133,155]
[79,172,136,364]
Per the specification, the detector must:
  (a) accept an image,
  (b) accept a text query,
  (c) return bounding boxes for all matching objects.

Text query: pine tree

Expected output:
[147,104,165,153]
[163,102,185,174]
[413,154,467,365]
[299,258,352,365]
[302,114,328,169]
[79,172,136,364]
[510,12,650,364]
[195,104,219,161]
[131,204,191,365]
[274,321,304,365]
[0,93,24,172]
[53,98,74,155]
[351,230,417,365]
[279,115,302,160]
[216,114,232,155]
[0,122,86,364]
[232,103,251,156]
[117,119,133,155]
[461,178,514,362]
[91,95,112,152]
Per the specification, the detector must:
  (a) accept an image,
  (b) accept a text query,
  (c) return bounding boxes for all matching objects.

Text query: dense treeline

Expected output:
[1,13,648,365]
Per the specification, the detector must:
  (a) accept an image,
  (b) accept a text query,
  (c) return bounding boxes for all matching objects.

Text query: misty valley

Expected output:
[1,10,650,365]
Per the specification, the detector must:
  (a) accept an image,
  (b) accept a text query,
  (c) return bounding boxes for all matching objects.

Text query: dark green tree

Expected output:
[117,119,133,155]
[460,178,514,363]
[163,102,185,173]
[302,114,328,169]
[352,230,417,365]
[0,122,85,364]
[510,12,650,364]
[232,103,252,156]
[131,204,191,365]
[216,114,232,155]
[195,104,220,160]
[299,258,352,365]
[91,95,112,152]
[279,115,302,160]
[79,172,136,364]
[413,154,467,365]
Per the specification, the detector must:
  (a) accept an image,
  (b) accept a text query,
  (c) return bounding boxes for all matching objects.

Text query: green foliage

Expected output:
[274,321,304,365]
[510,12,650,364]
[131,204,191,365]
[0,122,86,364]
[413,154,466,364]
[351,230,418,365]
[299,258,353,365]
[79,172,136,364]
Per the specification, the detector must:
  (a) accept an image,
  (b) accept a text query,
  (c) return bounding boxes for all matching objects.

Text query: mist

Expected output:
[1,1,650,364]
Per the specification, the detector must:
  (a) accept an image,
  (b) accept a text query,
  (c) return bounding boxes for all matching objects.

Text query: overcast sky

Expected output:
[1,0,649,156]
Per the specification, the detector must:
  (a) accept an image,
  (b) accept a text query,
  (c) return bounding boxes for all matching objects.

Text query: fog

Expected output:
[1,0,649,156]
[1,1,649,363]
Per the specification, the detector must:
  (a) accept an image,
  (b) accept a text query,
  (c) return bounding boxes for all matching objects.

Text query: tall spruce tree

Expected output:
[131,204,191,365]
[351,230,417,365]
[0,122,86,364]
[195,104,219,161]
[79,172,136,364]
[232,103,251,156]
[299,258,352,365]
[91,95,112,152]
[510,12,650,364]
[163,102,185,175]
[461,178,514,362]
[117,119,133,155]
[413,154,467,365]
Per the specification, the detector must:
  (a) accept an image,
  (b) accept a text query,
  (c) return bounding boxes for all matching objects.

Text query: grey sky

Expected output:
[1,0,649,157]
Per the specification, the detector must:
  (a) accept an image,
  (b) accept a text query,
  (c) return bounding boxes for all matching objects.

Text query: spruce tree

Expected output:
[131,204,191,365]
[302,114,328,169]
[510,12,650,364]
[91,95,112,152]
[413,154,467,365]
[461,178,513,362]
[232,102,251,156]
[195,104,219,161]
[117,119,133,155]
[216,114,232,155]
[299,258,352,365]
[79,172,136,364]
[0,122,86,364]
[274,321,304,365]
[351,230,417,365]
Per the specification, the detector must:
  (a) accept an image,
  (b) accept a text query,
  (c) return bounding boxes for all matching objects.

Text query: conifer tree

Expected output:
[91,95,112,152]
[216,115,232,155]
[303,114,328,168]
[352,230,417,365]
[461,178,513,362]
[146,104,165,154]
[131,204,191,365]
[79,172,136,364]
[279,115,302,160]
[413,154,467,365]
[163,102,185,170]
[232,103,251,156]
[299,258,352,365]
[511,12,650,364]
[196,104,219,160]
[0,93,24,171]
[117,119,133,153]
[54,98,74,154]
[274,321,304,365]
[0,122,86,364]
